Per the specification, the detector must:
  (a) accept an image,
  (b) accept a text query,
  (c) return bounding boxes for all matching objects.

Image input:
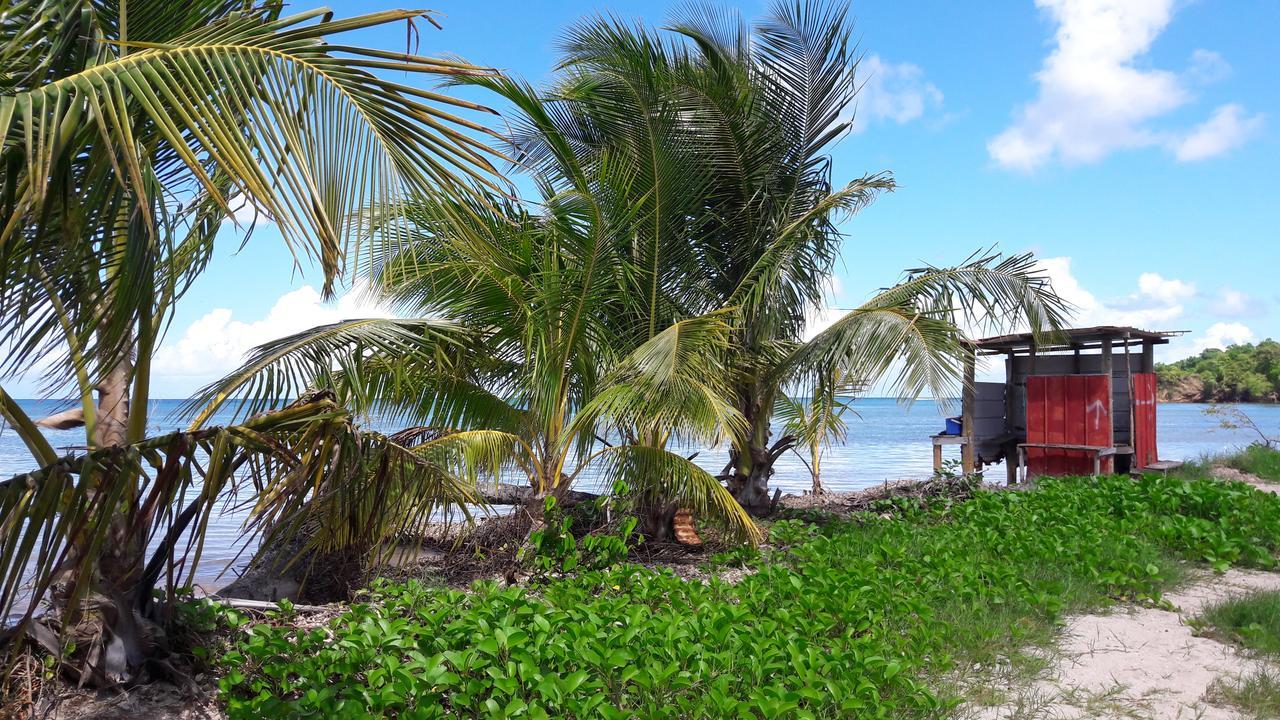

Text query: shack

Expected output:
[931,326,1185,483]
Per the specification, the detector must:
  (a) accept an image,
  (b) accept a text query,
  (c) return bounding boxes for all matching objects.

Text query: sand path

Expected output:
[967,468,1280,720]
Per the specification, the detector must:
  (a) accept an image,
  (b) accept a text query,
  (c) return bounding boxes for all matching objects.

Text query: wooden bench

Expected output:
[1140,460,1184,476]
[1016,443,1126,481]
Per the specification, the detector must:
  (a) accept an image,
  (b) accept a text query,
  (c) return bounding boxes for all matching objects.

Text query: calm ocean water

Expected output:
[4,398,1278,591]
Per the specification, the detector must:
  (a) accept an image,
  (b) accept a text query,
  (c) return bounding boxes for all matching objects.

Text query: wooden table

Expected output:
[931,434,971,474]
[1016,443,1129,481]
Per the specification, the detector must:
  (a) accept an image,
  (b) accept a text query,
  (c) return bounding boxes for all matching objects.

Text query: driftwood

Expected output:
[212,597,333,613]
[34,407,85,429]
[478,483,601,506]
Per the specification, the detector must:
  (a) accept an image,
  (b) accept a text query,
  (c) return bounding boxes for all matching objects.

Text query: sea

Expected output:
[4,398,1279,593]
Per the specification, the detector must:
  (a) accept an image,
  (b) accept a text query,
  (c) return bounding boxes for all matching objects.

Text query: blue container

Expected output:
[943,417,962,436]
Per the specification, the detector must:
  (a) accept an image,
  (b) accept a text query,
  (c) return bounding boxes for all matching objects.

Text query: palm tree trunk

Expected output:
[727,383,766,511]
[93,354,131,447]
[638,502,678,541]
[727,383,792,513]
[90,350,145,597]
[810,446,825,495]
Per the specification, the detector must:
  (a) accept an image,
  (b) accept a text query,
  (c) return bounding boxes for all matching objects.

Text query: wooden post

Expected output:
[961,348,976,474]
[1005,350,1018,485]
[1100,337,1115,474]
[1124,331,1134,459]
[1100,338,1113,385]
[1141,341,1155,373]
[932,439,943,474]
[1072,346,1081,373]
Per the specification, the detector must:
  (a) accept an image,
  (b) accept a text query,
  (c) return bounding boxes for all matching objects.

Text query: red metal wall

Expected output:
[1025,374,1113,477]
[1132,372,1158,469]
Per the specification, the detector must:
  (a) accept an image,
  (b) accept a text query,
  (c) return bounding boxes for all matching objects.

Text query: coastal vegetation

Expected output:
[204,472,1280,719]
[1157,340,1280,403]
[0,0,504,685]
[1198,589,1280,657]
[3,0,1271,717]
[775,381,856,495]
[1197,589,1280,718]
[191,2,1066,530]
[1222,445,1280,481]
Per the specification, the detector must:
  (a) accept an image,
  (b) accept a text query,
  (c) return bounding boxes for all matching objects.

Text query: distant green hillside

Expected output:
[1157,340,1280,403]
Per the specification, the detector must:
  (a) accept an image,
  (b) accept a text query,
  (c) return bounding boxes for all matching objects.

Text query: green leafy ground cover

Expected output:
[210,474,1280,719]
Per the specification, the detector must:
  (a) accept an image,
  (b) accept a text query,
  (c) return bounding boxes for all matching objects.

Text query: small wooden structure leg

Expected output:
[932,442,943,473]
[961,349,976,474]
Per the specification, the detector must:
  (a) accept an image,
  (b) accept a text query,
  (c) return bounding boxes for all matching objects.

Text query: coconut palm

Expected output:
[775,377,858,496]
[204,1,1071,525]
[190,190,761,545]
[476,1,1070,511]
[0,0,504,683]
[0,390,484,686]
[722,250,1068,510]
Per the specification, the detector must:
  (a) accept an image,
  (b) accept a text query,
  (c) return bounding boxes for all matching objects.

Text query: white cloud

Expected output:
[988,0,1259,170]
[152,281,394,381]
[1186,49,1231,85]
[1169,103,1265,162]
[1135,272,1195,305]
[1039,257,1190,328]
[1209,286,1266,318]
[803,276,846,341]
[1194,321,1255,352]
[223,194,273,228]
[851,55,943,132]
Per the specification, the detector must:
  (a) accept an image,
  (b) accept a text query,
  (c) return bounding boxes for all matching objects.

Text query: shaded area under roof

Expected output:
[970,326,1186,355]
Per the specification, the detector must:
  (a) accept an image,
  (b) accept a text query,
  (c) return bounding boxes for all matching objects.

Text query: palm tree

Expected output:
[723,250,1068,510]
[775,378,857,496]
[0,0,503,683]
[190,191,761,545]
[488,2,1070,512]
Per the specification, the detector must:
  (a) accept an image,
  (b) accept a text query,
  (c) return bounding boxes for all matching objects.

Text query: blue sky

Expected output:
[10,0,1279,397]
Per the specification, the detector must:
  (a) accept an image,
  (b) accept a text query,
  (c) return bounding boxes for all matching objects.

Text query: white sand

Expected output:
[966,469,1280,719]
[1022,568,1280,719]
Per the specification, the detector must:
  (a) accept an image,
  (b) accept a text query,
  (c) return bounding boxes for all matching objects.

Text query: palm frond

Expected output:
[788,251,1069,402]
[570,312,745,446]
[0,3,507,383]
[0,393,481,637]
[595,444,761,545]
[411,429,528,488]
[185,318,474,427]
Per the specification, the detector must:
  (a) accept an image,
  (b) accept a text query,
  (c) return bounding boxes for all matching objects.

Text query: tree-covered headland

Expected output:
[1158,340,1280,403]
